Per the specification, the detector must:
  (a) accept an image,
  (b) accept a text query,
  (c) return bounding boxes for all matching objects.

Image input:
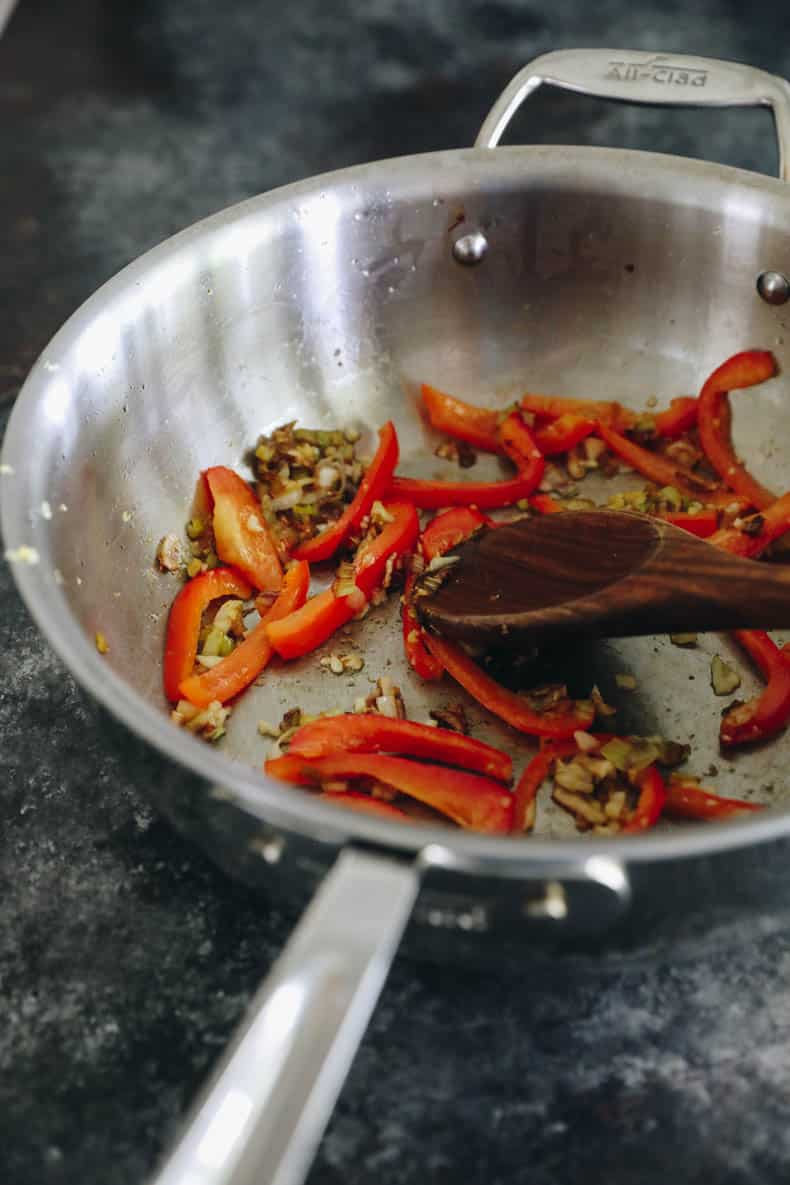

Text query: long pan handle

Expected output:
[150,849,419,1185]
[476,49,790,181]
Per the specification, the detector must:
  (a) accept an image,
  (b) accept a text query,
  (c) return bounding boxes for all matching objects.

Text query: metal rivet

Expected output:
[452,229,489,266]
[756,270,790,306]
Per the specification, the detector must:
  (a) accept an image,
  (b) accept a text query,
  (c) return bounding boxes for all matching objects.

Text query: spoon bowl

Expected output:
[415,510,790,648]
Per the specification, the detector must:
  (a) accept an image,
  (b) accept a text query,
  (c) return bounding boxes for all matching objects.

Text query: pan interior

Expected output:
[4,146,790,844]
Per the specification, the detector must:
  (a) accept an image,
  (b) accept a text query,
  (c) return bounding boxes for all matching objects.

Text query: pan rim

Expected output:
[4,142,790,871]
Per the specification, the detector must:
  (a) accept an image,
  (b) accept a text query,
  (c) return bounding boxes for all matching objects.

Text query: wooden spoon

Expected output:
[414,509,790,648]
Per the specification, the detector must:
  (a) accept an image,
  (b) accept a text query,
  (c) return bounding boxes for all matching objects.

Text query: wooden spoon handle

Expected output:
[624,522,790,633]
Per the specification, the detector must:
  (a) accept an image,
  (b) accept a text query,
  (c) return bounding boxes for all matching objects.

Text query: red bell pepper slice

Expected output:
[664,779,762,821]
[533,413,596,456]
[521,392,636,430]
[696,350,778,510]
[620,765,667,834]
[316,791,411,820]
[267,501,418,660]
[595,422,717,501]
[720,630,790,746]
[421,383,502,453]
[265,752,514,833]
[266,587,356,661]
[423,633,595,739]
[288,713,513,782]
[730,628,779,681]
[420,506,488,560]
[653,396,698,438]
[178,561,310,708]
[512,739,578,833]
[659,509,719,538]
[401,507,488,682]
[421,386,595,457]
[709,490,790,558]
[163,566,252,702]
[402,559,444,681]
[204,467,283,593]
[498,410,545,478]
[528,493,564,514]
[353,501,419,598]
[387,473,541,510]
[388,411,545,511]
[292,421,399,562]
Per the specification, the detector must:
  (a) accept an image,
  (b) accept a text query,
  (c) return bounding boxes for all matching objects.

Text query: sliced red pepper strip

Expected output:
[528,493,564,514]
[731,628,778,680]
[596,421,716,500]
[387,473,541,510]
[288,713,513,782]
[266,587,356,661]
[402,576,443,679]
[292,421,399,562]
[420,507,488,561]
[423,633,595,739]
[512,739,578,833]
[352,501,419,598]
[498,410,545,478]
[178,561,310,708]
[388,411,544,512]
[402,507,488,682]
[421,384,503,453]
[659,509,719,538]
[402,555,444,681]
[268,501,418,660]
[265,752,513,833]
[420,384,585,462]
[533,413,596,456]
[317,791,411,820]
[709,490,790,558]
[720,631,790,746]
[620,765,667,834]
[163,566,252,702]
[696,350,778,510]
[204,467,283,593]
[653,396,698,438]
[664,780,762,821]
[521,392,636,430]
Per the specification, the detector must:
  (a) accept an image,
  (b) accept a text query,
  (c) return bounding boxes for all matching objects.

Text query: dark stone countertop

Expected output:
[3,3,790,1183]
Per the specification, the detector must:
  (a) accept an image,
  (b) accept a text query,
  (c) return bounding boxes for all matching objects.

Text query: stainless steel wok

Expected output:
[4,48,790,1185]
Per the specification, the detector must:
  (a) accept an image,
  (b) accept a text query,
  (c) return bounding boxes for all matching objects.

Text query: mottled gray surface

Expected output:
[3,2,790,1183]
